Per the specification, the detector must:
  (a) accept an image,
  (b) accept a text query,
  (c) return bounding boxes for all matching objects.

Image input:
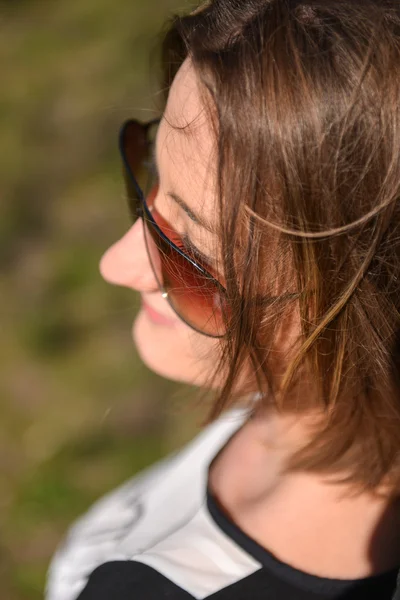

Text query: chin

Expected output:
[132,309,203,384]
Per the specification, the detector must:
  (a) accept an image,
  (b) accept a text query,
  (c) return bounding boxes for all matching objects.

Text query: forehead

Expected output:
[164,57,207,124]
[158,58,218,227]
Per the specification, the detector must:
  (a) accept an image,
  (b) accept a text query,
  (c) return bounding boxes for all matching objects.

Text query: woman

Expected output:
[46,0,400,598]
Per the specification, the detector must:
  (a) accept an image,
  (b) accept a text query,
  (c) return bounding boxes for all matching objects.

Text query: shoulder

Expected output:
[45,406,251,600]
[75,561,195,599]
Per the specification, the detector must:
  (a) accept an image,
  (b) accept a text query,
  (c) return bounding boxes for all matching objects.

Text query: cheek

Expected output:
[132,310,222,386]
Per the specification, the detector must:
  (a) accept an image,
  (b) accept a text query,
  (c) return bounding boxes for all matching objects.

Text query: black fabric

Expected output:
[74,488,399,600]
[74,483,399,600]
[76,561,196,600]
[74,558,398,600]
[206,487,399,599]
[206,567,398,600]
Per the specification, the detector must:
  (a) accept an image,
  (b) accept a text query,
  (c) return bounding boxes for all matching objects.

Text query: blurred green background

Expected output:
[0,1,209,598]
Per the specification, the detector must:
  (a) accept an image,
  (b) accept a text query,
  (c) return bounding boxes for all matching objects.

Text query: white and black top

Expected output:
[45,406,400,600]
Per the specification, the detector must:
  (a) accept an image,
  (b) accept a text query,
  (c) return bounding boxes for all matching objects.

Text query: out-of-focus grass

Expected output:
[0,0,209,598]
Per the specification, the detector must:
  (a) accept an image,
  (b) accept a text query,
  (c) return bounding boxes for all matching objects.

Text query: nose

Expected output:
[99,218,160,293]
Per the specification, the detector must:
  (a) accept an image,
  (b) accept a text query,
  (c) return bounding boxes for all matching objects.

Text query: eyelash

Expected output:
[150,203,213,273]
[149,149,214,272]
[179,234,214,271]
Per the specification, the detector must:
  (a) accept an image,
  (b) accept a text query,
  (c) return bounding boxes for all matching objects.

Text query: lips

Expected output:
[141,298,177,326]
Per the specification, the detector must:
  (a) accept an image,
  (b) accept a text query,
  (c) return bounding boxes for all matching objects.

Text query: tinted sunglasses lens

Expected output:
[121,120,157,221]
[143,209,228,337]
[122,120,227,337]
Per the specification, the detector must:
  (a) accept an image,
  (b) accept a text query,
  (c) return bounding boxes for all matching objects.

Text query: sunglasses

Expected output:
[119,118,230,338]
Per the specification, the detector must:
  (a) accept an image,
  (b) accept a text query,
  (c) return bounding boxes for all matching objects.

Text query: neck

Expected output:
[208,405,400,579]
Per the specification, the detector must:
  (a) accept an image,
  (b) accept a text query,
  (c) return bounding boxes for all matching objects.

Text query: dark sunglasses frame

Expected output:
[119,117,229,338]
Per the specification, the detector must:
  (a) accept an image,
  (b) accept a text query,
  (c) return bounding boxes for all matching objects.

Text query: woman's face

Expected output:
[99,58,224,386]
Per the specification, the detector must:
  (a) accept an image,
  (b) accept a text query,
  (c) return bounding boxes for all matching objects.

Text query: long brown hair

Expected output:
[156,0,400,495]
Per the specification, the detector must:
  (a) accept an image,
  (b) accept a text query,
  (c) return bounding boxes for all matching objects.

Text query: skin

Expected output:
[100,58,222,387]
[100,58,400,579]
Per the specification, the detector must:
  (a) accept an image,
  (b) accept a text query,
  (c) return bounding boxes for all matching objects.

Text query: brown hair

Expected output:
[156,0,400,495]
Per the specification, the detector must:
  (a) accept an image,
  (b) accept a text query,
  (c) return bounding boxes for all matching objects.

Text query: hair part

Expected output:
[157,0,400,496]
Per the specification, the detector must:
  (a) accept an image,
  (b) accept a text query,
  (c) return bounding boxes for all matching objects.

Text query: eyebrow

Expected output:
[152,134,216,234]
